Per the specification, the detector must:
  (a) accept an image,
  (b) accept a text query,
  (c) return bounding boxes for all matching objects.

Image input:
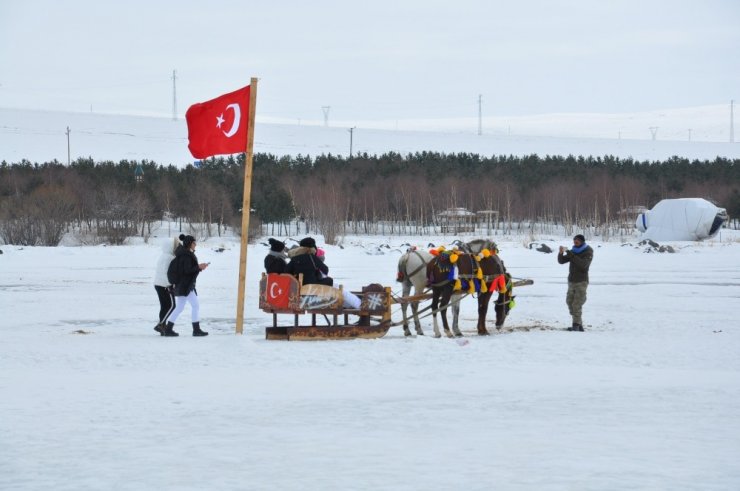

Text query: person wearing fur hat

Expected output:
[162,234,210,337]
[264,238,288,274]
[286,237,333,286]
[152,236,180,335]
[557,234,594,332]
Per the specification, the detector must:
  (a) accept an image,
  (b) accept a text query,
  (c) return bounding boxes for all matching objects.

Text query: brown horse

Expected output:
[471,252,510,335]
[449,240,513,335]
[426,252,462,338]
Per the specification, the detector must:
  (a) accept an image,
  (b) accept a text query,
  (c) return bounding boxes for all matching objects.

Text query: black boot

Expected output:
[192,321,208,337]
[154,323,165,336]
[163,321,179,337]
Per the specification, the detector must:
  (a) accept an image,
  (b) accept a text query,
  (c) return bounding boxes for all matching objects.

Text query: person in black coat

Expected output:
[163,234,210,337]
[264,238,288,274]
[286,237,333,286]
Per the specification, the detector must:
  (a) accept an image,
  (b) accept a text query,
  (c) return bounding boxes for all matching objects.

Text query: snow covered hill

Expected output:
[1,106,738,166]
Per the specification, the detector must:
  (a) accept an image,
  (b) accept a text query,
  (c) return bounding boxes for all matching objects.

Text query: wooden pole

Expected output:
[235,77,258,334]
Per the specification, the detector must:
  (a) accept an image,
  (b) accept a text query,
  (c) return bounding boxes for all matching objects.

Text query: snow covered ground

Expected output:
[1,231,739,490]
[2,106,739,166]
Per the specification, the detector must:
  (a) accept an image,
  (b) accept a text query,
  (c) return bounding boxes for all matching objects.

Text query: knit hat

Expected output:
[573,234,586,243]
[268,238,286,252]
[299,237,317,248]
[179,234,196,247]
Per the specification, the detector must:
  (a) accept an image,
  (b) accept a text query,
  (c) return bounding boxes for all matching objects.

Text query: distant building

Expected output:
[437,207,476,233]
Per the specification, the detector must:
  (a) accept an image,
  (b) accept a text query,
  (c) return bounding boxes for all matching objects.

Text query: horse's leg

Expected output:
[441,287,454,338]
[431,289,442,338]
[451,292,463,337]
[401,281,412,336]
[495,292,509,329]
[412,283,425,335]
[477,291,492,335]
[411,300,424,335]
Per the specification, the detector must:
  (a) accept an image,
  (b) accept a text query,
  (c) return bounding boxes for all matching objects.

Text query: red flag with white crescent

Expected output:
[185,85,250,159]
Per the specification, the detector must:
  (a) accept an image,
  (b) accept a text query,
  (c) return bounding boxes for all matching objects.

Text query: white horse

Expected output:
[397,248,434,336]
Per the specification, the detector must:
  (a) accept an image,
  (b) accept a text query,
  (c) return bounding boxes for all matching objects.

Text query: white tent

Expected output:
[635,198,728,241]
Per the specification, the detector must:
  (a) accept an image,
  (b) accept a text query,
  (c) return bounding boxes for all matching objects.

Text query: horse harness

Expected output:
[401,249,430,280]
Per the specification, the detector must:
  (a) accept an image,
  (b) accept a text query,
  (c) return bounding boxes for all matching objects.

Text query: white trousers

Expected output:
[168,291,200,324]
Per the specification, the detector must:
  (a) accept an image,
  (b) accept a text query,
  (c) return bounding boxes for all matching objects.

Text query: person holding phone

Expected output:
[557,234,593,332]
[162,234,209,337]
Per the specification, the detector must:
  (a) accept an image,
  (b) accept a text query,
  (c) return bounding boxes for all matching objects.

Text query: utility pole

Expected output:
[321,106,331,127]
[649,126,659,141]
[172,69,177,121]
[65,126,71,165]
[477,94,482,136]
[688,128,692,141]
[348,127,356,158]
[731,99,735,143]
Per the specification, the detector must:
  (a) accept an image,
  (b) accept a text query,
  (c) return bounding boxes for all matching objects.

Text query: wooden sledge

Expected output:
[259,273,392,341]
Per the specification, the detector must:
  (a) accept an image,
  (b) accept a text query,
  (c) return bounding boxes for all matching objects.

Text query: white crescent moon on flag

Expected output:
[222,103,241,138]
[269,282,279,299]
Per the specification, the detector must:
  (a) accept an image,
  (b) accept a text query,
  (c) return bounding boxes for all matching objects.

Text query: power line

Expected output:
[321,106,331,127]
[65,126,71,165]
[172,70,177,121]
[477,94,482,136]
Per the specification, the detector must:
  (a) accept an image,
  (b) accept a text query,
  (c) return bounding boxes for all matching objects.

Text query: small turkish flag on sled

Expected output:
[185,85,250,159]
[266,274,292,309]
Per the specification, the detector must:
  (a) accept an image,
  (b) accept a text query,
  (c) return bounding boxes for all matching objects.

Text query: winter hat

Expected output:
[573,234,586,243]
[179,234,196,247]
[299,237,317,249]
[268,238,286,252]
[316,247,325,258]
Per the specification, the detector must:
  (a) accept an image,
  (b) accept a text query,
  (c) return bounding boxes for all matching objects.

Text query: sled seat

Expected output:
[258,273,345,315]
[259,275,393,341]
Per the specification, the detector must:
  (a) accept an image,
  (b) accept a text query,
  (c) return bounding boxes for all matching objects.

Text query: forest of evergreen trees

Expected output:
[1,152,738,246]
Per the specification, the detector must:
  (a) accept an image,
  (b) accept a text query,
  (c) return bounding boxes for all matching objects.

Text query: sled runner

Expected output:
[259,273,392,340]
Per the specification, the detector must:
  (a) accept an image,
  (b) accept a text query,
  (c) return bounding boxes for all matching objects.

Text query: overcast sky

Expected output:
[1,0,738,122]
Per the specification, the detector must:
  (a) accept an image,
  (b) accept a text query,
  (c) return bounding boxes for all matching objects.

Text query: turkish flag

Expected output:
[186,85,250,159]
[266,273,292,309]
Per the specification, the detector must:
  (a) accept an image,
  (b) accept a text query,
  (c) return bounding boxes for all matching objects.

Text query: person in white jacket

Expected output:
[153,236,180,335]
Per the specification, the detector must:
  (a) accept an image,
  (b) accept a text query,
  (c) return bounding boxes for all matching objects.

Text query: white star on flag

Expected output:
[216,114,225,128]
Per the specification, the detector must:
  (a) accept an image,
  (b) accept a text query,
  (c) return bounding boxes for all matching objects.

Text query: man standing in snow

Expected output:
[558,234,593,332]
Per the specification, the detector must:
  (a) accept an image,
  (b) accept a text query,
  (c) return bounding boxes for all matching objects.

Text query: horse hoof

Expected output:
[495,325,503,330]
[478,331,490,336]
[403,330,412,337]
[454,332,464,338]
[433,334,442,339]
[415,331,425,336]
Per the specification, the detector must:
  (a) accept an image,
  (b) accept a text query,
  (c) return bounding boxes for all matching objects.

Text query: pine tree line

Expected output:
[1,153,737,245]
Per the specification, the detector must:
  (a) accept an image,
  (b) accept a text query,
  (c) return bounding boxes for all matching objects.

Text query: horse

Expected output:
[448,239,513,335]
[398,241,514,337]
[426,251,464,338]
[397,248,434,336]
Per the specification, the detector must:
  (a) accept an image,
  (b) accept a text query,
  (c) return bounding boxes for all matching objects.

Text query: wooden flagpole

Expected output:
[235,77,258,334]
